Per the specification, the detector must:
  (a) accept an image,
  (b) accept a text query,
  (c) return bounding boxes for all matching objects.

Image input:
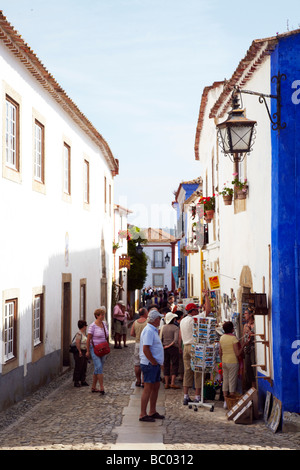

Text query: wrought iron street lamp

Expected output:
[217,72,286,162]
[136,241,143,254]
[216,92,257,162]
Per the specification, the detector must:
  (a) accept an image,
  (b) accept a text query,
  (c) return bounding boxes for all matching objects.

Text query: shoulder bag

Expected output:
[93,323,110,357]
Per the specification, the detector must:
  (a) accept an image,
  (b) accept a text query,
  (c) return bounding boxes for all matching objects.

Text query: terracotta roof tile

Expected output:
[0,11,118,176]
[143,228,177,243]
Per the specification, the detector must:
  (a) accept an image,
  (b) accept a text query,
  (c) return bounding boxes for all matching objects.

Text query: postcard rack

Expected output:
[189,317,219,412]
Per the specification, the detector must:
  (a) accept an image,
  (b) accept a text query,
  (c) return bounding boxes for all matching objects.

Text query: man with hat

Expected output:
[113,300,126,349]
[139,309,165,422]
[179,303,205,405]
[161,312,180,390]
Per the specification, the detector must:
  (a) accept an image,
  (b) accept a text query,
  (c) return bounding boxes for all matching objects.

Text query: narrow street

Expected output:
[0,340,299,451]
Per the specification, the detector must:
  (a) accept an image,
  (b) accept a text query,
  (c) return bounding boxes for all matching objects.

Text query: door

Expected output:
[62,281,71,367]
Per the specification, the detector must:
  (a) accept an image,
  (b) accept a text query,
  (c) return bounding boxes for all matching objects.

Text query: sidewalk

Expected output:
[111,382,166,450]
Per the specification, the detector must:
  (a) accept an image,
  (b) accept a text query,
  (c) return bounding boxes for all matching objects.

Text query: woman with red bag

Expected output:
[87,307,109,394]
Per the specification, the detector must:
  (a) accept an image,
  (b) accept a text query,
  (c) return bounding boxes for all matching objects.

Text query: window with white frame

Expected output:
[5,96,19,170]
[80,281,86,320]
[104,176,107,212]
[4,299,17,361]
[153,274,164,288]
[153,250,163,268]
[34,120,44,182]
[33,294,43,346]
[84,159,89,204]
[63,143,71,194]
[109,184,112,216]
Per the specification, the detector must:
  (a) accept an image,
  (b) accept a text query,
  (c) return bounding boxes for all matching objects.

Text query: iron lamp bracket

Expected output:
[235,72,287,131]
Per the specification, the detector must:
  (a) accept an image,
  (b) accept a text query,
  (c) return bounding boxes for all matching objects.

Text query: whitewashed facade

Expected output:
[113,205,132,307]
[0,14,118,409]
[142,228,177,292]
[195,55,272,382]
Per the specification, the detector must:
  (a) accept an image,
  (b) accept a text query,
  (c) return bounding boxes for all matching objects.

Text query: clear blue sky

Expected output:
[1,0,299,227]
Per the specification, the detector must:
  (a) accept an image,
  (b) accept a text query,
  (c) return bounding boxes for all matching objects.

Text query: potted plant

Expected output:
[118,229,132,240]
[112,242,119,253]
[232,175,248,200]
[218,183,234,205]
[199,195,215,223]
[203,380,217,400]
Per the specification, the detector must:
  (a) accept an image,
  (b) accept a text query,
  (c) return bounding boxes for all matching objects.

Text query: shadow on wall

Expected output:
[0,246,111,411]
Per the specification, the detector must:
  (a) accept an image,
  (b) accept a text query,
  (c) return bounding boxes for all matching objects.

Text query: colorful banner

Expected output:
[172,266,179,286]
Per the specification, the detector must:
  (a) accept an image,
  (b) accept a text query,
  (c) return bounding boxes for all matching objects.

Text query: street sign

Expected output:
[119,255,131,270]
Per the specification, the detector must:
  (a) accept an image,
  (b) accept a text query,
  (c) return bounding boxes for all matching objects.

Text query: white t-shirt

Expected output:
[180,313,205,345]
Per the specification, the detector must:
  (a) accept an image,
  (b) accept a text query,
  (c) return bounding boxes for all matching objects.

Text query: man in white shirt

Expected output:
[139,309,165,422]
[179,303,205,405]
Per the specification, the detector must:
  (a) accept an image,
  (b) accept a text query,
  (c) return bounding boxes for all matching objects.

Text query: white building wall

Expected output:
[198,58,272,377]
[113,207,130,303]
[218,59,272,373]
[0,38,114,405]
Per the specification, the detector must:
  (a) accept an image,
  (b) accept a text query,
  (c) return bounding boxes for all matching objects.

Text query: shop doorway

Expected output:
[238,266,257,392]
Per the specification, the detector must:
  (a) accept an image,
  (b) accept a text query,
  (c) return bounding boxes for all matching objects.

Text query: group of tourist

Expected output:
[71,295,256,418]
[71,306,108,394]
[131,297,213,422]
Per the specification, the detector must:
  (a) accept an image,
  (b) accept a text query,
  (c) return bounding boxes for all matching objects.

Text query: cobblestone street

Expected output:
[0,340,299,451]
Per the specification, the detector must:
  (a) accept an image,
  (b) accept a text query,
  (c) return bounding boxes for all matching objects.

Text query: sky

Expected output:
[1,0,299,228]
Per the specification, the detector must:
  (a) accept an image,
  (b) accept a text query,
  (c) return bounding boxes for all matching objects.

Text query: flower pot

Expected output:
[223,195,233,205]
[205,209,214,223]
[236,188,247,200]
[204,386,216,400]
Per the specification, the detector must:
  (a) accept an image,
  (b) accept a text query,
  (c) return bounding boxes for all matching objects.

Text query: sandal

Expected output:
[91,388,100,393]
[135,382,142,387]
[149,412,165,419]
[139,415,155,422]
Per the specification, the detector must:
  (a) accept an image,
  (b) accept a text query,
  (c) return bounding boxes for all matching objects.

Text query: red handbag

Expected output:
[93,324,110,357]
[93,341,110,357]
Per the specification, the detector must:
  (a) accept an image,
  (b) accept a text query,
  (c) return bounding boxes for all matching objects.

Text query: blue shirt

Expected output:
[139,323,164,366]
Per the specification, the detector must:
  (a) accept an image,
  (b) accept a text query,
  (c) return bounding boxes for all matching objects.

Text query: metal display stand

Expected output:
[188,363,215,412]
[188,316,219,412]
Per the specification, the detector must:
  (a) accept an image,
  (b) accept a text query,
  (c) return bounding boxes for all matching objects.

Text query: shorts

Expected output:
[134,342,141,366]
[114,319,127,335]
[140,363,161,384]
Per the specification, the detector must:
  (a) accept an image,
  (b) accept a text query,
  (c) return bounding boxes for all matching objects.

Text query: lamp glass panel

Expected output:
[229,125,253,152]
[219,127,230,153]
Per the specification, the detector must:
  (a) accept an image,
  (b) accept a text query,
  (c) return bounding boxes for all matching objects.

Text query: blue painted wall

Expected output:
[266,33,300,413]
